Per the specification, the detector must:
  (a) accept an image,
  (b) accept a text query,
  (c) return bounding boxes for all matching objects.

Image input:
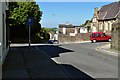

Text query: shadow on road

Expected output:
[58,64,94,79]
[37,45,74,58]
[2,45,94,79]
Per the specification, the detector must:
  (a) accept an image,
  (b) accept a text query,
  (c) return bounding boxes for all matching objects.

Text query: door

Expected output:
[95,33,101,41]
[101,33,108,40]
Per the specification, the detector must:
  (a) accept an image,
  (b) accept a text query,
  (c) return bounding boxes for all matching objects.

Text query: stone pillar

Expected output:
[111,13,120,51]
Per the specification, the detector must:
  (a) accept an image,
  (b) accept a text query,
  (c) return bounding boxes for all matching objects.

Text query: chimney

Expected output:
[94,7,98,12]
[94,7,98,17]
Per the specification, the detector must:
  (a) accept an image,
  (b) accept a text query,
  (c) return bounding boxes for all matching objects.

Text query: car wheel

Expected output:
[108,38,111,42]
[93,40,96,43]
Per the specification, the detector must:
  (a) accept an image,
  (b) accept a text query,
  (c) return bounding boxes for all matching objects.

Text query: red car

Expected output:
[90,32,111,43]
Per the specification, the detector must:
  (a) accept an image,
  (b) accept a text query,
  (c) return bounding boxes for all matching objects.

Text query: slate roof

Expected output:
[73,26,81,27]
[98,1,120,20]
[59,24,82,28]
[59,24,74,28]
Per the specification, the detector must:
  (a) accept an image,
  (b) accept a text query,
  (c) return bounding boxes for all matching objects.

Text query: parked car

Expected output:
[48,40,58,44]
[90,32,111,43]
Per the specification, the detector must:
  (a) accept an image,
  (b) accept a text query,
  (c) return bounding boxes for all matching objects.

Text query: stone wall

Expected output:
[66,28,75,35]
[58,33,90,44]
[111,14,120,51]
[58,27,75,35]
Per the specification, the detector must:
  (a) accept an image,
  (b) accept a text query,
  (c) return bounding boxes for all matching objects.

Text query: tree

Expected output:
[80,20,90,27]
[9,2,42,26]
[8,2,43,42]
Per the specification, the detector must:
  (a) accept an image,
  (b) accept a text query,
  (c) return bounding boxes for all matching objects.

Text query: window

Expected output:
[92,34,95,38]
[96,33,101,37]
[101,33,106,37]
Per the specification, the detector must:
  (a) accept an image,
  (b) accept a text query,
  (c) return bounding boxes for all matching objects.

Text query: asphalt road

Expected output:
[37,42,118,78]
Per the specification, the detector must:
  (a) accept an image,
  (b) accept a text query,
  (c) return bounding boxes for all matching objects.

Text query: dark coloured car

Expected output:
[48,40,58,44]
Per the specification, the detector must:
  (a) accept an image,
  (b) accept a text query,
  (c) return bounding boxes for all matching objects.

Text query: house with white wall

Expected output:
[58,22,89,37]
[79,27,88,33]
[0,2,9,64]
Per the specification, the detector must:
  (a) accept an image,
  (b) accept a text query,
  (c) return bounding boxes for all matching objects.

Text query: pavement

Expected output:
[96,43,119,57]
[59,41,91,44]
[2,46,68,79]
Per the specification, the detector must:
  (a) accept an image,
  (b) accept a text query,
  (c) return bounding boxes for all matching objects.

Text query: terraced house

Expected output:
[0,2,9,64]
[91,1,120,33]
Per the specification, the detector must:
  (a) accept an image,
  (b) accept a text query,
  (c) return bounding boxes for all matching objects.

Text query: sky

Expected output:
[36,2,111,28]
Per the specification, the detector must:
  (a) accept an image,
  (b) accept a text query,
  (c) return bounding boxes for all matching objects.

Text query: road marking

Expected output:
[51,58,61,64]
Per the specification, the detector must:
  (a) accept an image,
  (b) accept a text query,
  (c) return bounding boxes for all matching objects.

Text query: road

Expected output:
[37,42,118,78]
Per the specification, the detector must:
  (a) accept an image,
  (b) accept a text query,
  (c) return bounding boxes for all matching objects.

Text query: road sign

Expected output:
[26,17,34,48]
[26,17,34,26]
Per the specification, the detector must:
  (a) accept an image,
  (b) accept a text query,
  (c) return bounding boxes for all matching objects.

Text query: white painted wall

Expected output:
[91,24,97,32]
[100,22,103,30]
[54,34,58,40]
[49,33,53,40]
[69,27,77,36]
[105,22,108,31]
[75,27,77,34]
[110,22,112,31]
[0,2,9,64]
[69,33,76,36]
[0,2,3,62]
[63,27,66,34]
[80,27,87,33]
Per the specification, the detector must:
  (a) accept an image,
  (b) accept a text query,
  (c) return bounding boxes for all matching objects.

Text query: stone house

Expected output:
[0,2,9,64]
[91,1,120,33]
[59,23,75,35]
[58,23,90,43]
[58,23,88,36]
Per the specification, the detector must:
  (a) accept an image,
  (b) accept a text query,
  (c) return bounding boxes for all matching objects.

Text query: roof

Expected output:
[98,1,120,20]
[59,24,74,28]
[59,24,82,28]
[73,26,81,27]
